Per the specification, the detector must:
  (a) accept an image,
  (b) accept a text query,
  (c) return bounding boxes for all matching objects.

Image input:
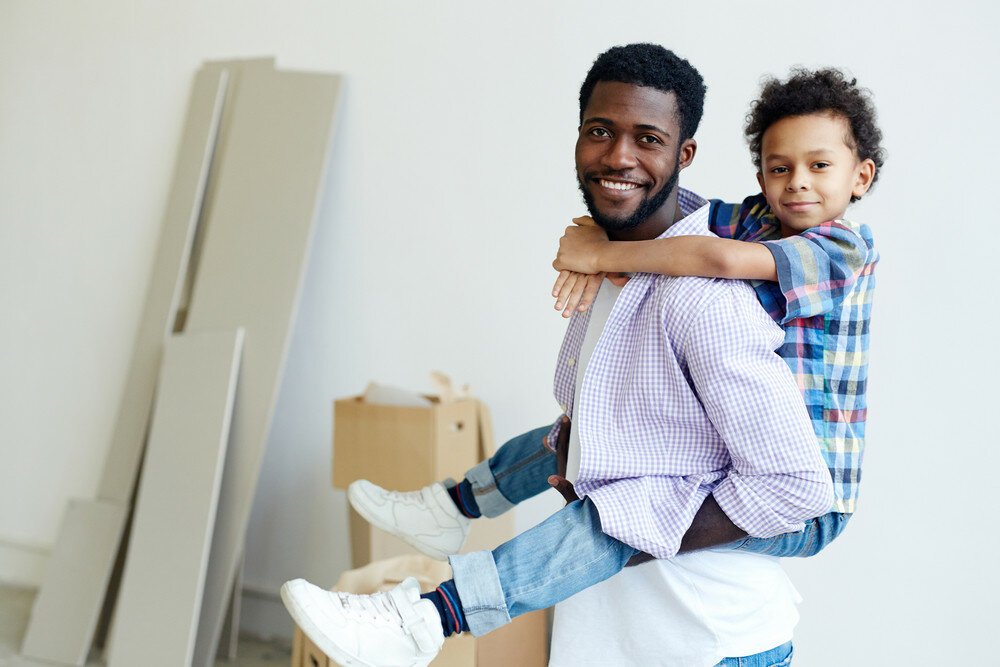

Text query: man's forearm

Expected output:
[678,493,746,552]
[626,493,746,566]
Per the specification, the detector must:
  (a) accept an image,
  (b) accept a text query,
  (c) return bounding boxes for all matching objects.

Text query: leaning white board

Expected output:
[19,500,126,666]
[184,68,343,666]
[19,65,230,667]
[107,328,244,667]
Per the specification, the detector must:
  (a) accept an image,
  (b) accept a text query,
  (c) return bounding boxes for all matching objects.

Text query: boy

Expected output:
[282,52,881,667]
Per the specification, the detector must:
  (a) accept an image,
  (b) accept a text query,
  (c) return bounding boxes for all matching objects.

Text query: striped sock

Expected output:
[420,580,469,637]
[447,480,482,519]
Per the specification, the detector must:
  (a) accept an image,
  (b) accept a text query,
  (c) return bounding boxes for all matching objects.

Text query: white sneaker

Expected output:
[348,480,471,560]
[281,576,444,667]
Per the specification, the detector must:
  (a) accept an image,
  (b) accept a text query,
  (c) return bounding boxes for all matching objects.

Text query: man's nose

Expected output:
[601,137,638,170]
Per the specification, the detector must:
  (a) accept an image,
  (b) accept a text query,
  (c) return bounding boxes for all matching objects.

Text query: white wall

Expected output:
[2,1,997,663]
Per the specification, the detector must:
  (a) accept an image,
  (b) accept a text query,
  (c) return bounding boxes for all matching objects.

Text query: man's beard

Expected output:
[578,160,680,233]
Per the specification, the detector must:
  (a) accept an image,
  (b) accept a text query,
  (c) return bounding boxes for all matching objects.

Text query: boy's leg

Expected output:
[446,497,639,636]
[347,423,559,560]
[280,496,637,664]
[725,511,851,557]
[462,423,558,517]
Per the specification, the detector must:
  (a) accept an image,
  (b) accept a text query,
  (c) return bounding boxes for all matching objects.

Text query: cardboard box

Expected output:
[332,396,494,491]
[291,627,330,667]
[291,554,548,667]
[292,612,546,667]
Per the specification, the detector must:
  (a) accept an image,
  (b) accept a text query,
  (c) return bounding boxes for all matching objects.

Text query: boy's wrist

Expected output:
[596,242,626,273]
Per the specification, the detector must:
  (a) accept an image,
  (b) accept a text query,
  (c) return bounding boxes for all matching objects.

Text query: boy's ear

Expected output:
[853,158,876,199]
[677,138,697,170]
[756,171,767,195]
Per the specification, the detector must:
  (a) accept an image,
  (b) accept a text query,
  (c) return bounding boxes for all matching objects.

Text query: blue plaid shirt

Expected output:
[709,194,879,513]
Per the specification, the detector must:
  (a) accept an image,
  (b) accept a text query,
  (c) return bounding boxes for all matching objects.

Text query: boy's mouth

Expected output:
[782,201,819,212]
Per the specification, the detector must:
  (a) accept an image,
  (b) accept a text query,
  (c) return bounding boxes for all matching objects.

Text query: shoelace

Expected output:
[336,590,406,628]
[381,488,430,506]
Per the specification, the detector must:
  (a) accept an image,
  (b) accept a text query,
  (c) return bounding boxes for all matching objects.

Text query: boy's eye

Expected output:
[770,166,788,174]
[812,162,830,169]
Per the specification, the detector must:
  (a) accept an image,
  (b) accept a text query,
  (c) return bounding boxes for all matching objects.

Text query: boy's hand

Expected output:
[552,271,605,318]
[553,223,610,275]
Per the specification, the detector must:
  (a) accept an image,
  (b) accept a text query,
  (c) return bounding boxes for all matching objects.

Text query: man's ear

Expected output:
[852,158,876,199]
[678,138,697,170]
[756,171,767,195]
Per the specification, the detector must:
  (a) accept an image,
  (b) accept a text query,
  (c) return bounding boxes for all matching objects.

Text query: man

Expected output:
[283,44,831,666]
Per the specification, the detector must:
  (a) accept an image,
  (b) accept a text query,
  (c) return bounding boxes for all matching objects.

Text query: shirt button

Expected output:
[568,358,575,367]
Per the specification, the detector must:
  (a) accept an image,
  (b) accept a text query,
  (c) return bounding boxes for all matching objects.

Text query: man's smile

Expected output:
[597,178,644,192]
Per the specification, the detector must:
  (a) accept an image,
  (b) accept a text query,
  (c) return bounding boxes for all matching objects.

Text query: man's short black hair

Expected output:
[745,68,886,199]
[579,43,707,141]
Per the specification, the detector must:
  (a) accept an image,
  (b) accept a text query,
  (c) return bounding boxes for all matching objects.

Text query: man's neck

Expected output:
[607,187,685,241]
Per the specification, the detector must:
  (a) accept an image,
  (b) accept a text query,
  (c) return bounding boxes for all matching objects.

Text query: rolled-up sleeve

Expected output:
[762,221,878,323]
[680,282,834,537]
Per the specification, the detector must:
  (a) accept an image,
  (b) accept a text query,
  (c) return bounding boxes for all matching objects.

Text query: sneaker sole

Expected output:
[347,486,453,561]
[280,581,435,667]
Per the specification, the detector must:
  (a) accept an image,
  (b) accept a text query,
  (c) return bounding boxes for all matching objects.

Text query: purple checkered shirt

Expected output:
[546,189,833,558]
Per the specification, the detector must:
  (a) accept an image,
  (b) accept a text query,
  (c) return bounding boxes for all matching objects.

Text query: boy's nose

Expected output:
[786,171,810,191]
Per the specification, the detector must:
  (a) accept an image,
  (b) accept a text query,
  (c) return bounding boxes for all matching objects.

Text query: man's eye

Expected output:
[589,128,610,137]
[638,135,662,144]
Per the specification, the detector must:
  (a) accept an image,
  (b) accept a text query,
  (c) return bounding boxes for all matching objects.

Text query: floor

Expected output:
[0,585,291,667]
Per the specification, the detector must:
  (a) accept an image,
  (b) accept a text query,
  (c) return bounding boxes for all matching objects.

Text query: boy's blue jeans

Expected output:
[449,423,850,636]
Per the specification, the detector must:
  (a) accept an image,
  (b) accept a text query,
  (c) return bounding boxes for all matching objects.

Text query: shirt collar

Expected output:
[653,187,711,240]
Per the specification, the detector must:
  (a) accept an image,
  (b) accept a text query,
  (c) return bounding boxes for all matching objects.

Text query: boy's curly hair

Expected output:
[745,68,885,200]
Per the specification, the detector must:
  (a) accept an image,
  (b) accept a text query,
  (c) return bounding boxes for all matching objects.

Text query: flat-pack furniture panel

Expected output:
[20,65,230,667]
[19,500,126,665]
[98,67,230,504]
[184,68,343,667]
[107,328,244,667]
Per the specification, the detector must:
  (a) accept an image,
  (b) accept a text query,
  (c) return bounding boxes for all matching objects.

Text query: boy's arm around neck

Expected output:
[598,236,779,282]
[554,224,779,282]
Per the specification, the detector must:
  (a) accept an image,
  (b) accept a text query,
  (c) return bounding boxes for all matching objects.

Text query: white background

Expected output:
[2,1,997,663]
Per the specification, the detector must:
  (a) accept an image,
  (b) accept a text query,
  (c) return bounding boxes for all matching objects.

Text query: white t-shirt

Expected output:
[553,280,801,666]
[550,552,800,666]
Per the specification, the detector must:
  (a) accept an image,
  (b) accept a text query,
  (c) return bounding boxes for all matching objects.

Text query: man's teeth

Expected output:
[600,179,639,191]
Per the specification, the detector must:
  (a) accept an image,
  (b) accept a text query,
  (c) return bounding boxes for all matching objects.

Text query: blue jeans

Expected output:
[731,511,850,557]
[451,423,847,635]
[716,641,793,666]
[462,424,558,518]
[450,495,638,636]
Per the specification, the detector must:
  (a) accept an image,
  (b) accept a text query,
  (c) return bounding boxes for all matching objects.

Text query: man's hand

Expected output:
[548,416,580,504]
[552,271,605,318]
[548,474,580,504]
[553,222,610,275]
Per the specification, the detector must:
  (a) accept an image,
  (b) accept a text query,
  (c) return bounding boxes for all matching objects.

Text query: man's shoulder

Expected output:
[655,274,765,329]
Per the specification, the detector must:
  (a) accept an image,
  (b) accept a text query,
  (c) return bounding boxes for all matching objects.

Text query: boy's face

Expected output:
[756,112,875,236]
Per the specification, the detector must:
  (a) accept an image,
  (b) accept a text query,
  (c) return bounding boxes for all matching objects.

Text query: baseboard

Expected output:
[0,538,48,588]
[0,539,295,644]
